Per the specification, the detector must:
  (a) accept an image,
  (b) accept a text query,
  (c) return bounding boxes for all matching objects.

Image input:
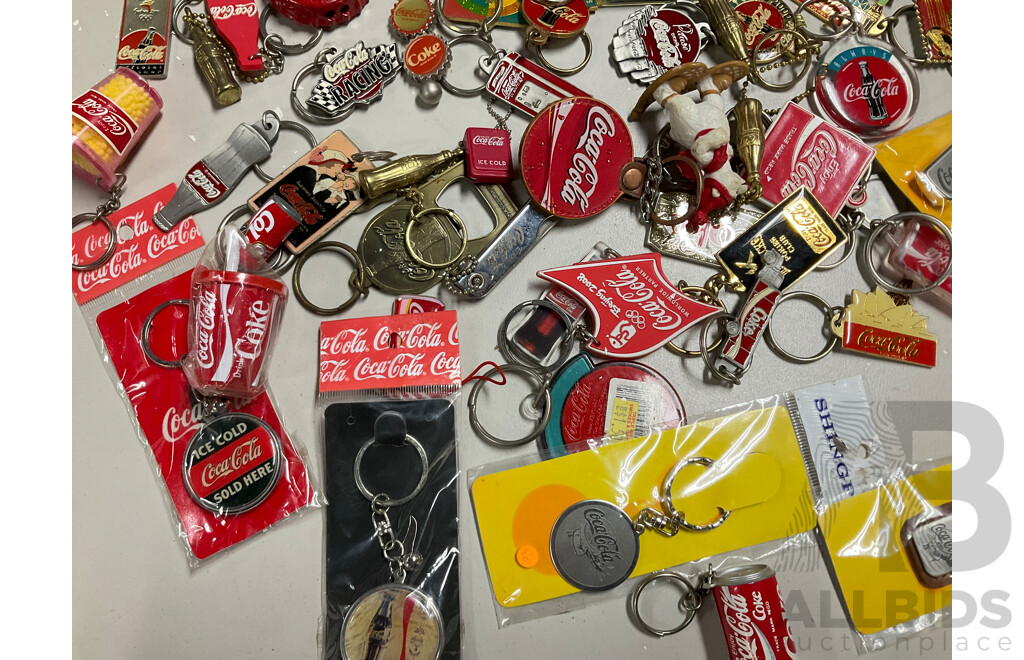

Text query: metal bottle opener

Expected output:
[154,112,280,230]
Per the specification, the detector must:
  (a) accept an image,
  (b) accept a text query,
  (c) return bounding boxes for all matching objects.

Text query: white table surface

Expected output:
[73,1,953,657]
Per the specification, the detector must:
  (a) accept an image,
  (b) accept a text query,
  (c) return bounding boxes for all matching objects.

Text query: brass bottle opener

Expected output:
[358,161,517,295]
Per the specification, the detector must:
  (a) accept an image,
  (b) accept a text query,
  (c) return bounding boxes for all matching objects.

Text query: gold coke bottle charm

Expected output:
[358,147,464,199]
[182,8,242,106]
[733,97,765,200]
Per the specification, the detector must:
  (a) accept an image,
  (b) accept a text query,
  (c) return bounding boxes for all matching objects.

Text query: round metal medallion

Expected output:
[550,499,640,591]
[340,583,443,660]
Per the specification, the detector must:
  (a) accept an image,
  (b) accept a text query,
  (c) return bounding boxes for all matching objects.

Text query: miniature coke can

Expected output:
[71,68,162,189]
[246,195,302,258]
[711,565,798,660]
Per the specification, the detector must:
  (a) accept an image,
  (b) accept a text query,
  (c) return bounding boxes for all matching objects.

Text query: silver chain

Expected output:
[96,173,127,217]
[370,494,421,583]
[486,98,513,134]
[639,126,670,225]
[633,507,683,537]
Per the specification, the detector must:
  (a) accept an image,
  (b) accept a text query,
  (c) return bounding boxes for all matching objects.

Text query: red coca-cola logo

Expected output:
[521,97,633,220]
[404,34,446,76]
[521,0,589,35]
[71,90,139,155]
[734,1,786,50]
[185,162,227,202]
[640,10,700,68]
[194,289,219,369]
[279,184,324,225]
[834,56,908,126]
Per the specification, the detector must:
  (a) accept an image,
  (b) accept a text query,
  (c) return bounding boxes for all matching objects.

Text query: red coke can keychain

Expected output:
[630,563,797,660]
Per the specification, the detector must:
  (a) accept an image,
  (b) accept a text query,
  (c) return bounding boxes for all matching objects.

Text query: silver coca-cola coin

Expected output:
[550,499,640,591]
[182,412,283,515]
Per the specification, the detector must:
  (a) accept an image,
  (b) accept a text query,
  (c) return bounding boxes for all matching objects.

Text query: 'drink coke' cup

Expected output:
[183,265,288,401]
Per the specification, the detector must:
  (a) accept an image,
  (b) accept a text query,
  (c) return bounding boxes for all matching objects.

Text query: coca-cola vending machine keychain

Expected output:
[629,563,797,660]
[141,226,290,515]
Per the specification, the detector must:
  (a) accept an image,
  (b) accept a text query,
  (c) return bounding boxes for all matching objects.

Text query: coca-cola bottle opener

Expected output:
[154,111,281,230]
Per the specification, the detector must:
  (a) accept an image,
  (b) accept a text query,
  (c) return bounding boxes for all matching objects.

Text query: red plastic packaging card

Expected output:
[94,271,318,564]
[760,102,875,217]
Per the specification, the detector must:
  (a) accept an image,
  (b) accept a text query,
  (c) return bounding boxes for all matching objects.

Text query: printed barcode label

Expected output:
[604,378,660,439]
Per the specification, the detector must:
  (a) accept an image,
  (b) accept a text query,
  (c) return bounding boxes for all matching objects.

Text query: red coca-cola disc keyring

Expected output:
[270,0,369,28]
[520,97,634,220]
[521,0,590,38]
[813,34,919,140]
[561,361,683,453]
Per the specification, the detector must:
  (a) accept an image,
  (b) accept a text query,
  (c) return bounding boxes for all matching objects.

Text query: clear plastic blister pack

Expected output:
[316,310,462,660]
[73,187,321,568]
[467,375,937,643]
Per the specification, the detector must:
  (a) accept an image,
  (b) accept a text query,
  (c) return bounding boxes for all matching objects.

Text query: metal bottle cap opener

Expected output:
[155,113,280,231]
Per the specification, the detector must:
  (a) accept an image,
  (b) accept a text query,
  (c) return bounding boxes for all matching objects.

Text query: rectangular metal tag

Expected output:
[117,0,172,78]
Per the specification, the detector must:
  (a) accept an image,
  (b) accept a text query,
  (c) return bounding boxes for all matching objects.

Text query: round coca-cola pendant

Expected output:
[611,5,711,84]
[522,0,590,38]
[520,97,634,220]
[183,413,283,515]
[814,33,919,140]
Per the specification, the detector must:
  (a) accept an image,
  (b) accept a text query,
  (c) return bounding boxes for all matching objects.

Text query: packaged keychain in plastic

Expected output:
[317,310,462,660]
[874,113,951,227]
[73,188,320,566]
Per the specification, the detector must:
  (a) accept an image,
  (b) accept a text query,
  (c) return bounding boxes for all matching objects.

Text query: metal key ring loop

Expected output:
[434,0,502,36]
[630,571,700,637]
[534,31,593,77]
[698,311,741,386]
[253,120,318,182]
[468,364,553,447]
[259,5,324,55]
[218,204,252,236]
[661,456,731,532]
[814,231,857,271]
[863,212,952,295]
[439,35,497,96]
[171,0,204,44]
[666,287,726,357]
[884,5,931,66]
[649,156,704,226]
[763,290,839,363]
[218,205,296,274]
[72,212,118,271]
[141,299,191,368]
[794,0,857,42]
[403,207,469,269]
[291,52,356,124]
[291,241,369,315]
[353,434,429,507]
[498,299,577,374]
[749,28,815,92]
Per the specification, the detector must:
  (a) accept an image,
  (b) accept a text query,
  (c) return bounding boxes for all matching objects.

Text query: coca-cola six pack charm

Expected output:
[72,0,954,654]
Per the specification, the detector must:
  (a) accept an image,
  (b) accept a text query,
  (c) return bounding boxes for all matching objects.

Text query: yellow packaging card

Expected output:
[875,113,952,227]
[471,406,815,608]
[819,465,952,634]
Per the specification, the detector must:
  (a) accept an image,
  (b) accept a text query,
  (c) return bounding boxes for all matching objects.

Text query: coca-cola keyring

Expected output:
[343,417,443,660]
[630,563,798,660]
[291,43,403,123]
[217,205,297,273]
[71,173,127,271]
[521,0,593,76]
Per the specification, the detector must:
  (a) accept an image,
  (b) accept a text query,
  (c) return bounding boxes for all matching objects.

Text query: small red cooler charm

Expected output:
[464,127,513,184]
[712,565,798,660]
[182,228,289,400]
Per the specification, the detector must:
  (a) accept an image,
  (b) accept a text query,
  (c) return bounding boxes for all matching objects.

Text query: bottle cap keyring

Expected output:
[353,433,430,507]
[291,241,370,315]
[468,364,553,447]
[863,212,952,295]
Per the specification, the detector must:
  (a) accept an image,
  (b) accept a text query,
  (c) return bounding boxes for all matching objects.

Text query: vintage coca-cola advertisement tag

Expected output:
[94,271,317,562]
[485,52,591,117]
[319,311,461,393]
[837,288,938,367]
[520,97,633,220]
[72,184,205,305]
[760,102,875,217]
[537,253,720,359]
[117,0,172,78]
[206,0,263,72]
